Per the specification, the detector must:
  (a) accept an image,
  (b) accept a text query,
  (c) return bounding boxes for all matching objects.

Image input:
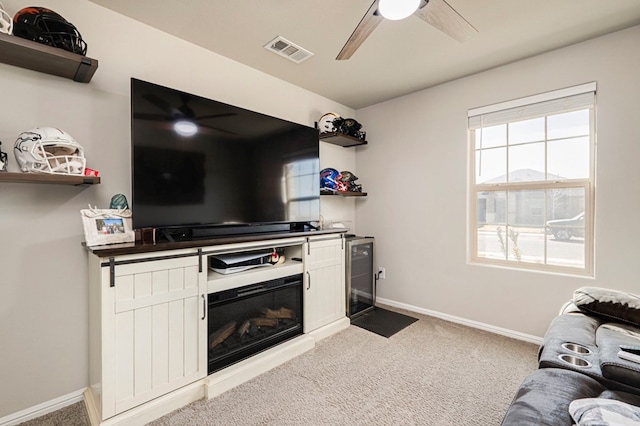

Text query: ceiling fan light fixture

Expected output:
[174,120,198,137]
[378,0,420,20]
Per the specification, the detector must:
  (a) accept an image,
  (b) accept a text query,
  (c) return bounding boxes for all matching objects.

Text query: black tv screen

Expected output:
[130,78,320,236]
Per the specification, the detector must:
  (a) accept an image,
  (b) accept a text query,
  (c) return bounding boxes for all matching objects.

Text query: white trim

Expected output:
[468,81,596,117]
[84,382,205,426]
[376,297,543,345]
[0,388,85,426]
[308,316,350,341]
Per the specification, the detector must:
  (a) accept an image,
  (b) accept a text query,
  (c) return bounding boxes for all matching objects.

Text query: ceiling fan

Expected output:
[134,93,237,135]
[336,0,477,60]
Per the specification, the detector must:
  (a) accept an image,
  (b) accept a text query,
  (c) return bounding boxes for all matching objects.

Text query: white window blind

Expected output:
[468,82,596,129]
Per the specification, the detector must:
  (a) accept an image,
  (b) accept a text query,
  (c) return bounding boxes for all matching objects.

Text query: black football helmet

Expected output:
[332,117,364,139]
[13,7,87,55]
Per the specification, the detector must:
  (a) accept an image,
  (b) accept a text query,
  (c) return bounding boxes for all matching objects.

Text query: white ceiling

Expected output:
[90,0,640,109]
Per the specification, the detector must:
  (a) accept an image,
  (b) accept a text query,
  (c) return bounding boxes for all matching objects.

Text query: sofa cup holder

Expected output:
[558,353,591,368]
[561,342,592,355]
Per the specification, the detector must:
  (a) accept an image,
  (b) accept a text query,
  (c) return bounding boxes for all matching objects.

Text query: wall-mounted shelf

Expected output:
[321,190,367,197]
[319,132,367,148]
[0,32,98,83]
[0,172,100,186]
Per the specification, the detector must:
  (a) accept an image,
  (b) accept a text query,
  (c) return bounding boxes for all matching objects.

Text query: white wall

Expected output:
[0,0,354,418]
[355,25,640,339]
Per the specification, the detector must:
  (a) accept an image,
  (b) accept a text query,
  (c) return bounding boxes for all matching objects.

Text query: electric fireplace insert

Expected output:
[207,274,303,373]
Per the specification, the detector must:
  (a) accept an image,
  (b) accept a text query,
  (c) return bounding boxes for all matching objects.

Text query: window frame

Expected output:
[467,84,596,276]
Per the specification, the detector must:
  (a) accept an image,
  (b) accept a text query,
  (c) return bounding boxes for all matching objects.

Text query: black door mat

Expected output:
[351,307,418,338]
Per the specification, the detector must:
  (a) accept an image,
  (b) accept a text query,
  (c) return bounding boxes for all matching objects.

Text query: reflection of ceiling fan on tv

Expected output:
[134,94,237,136]
[337,0,477,60]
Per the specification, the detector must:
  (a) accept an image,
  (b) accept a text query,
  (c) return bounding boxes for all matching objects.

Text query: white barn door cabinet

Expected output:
[84,232,349,425]
[85,250,207,421]
[304,236,346,333]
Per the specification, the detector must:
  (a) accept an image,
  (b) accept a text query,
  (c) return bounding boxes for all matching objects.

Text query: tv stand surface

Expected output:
[85,228,348,257]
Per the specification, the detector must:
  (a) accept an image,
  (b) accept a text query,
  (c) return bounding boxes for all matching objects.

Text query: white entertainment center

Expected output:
[83,230,349,426]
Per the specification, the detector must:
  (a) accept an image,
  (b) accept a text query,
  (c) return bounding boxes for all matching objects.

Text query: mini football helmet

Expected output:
[110,194,129,210]
[13,7,87,55]
[317,112,340,133]
[320,168,346,192]
[0,2,12,34]
[333,117,363,139]
[14,127,86,175]
[339,170,362,192]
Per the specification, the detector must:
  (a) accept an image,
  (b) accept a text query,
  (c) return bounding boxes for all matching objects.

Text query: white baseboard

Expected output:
[85,382,205,426]
[0,388,85,426]
[308,316,350,342]
[376,297,544,345]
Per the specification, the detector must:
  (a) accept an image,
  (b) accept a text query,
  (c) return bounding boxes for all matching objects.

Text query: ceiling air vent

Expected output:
[264,36,313,64]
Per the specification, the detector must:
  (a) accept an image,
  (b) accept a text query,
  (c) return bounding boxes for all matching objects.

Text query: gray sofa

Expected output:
[502,287,640,425]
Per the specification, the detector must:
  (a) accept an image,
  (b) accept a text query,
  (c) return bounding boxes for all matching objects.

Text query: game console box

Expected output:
[209,251,274,275]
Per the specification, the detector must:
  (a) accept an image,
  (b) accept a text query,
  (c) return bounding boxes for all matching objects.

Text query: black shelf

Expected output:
[319,132,367,148]
[0,172,100,186]
[0,32,98,83]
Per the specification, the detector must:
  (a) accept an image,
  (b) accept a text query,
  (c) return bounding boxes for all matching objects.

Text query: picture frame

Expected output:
[81,208,135,247]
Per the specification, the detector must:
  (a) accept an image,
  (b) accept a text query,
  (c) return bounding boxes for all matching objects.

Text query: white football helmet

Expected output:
[14,127,86,175]
[0,3,12,35]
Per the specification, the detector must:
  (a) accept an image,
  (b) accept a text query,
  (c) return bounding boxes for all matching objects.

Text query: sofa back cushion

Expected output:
[574,287,640,328]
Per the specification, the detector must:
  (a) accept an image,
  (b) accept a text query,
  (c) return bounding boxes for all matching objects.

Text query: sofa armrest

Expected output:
[501,368,605,426]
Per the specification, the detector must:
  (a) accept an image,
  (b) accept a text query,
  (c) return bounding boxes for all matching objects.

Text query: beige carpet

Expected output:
[20,308,538,425]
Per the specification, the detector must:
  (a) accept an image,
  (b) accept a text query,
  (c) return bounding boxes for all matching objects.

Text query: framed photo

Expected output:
[81,208,135,247]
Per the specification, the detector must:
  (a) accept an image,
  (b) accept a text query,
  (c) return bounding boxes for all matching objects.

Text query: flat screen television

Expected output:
[130,78,320,240]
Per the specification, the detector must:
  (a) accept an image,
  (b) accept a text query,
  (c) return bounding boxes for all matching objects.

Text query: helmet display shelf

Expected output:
[0,172,100,186]
[318,128,368,196]
[0,126,101,186]
[319,132,367,148]
[320,189,367,197]
[0,31,98,83]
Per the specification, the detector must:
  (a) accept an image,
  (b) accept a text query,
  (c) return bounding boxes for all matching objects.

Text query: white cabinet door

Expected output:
[101,254,207,419]
[303,237,346,333]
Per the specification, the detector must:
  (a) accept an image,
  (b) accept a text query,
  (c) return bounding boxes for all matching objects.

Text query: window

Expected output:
[468,83,596,275]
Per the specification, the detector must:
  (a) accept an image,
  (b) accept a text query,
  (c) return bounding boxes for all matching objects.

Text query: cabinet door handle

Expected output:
[201,294,206,320]
[109,257,115,287]
[306,271,311,290]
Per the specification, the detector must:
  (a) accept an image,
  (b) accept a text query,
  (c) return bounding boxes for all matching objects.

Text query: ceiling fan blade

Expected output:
[133,112,172,121]
[415,0,477,42]
[195,113,237,121]
[336,0,384,60]
[198,123,238,136]
[143,94,183,117]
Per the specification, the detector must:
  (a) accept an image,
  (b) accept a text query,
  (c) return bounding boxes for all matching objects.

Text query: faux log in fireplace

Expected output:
[207,274,303,373]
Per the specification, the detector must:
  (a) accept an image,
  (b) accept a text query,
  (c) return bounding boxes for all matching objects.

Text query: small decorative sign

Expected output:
[81,207,135,247]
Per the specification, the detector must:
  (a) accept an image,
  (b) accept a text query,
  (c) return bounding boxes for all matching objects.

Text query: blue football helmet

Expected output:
[320,168,342,191]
